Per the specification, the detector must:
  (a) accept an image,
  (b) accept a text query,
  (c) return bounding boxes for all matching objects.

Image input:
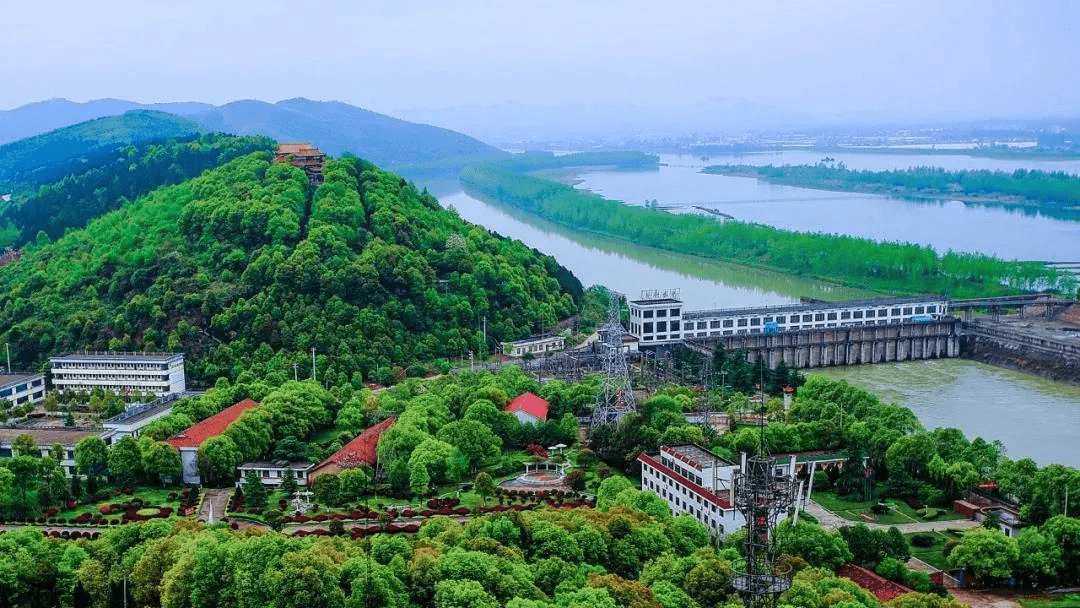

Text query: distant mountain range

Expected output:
[0,97,506,174]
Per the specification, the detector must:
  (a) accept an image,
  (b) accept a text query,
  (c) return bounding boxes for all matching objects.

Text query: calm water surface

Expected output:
[575,154,1080,261]
[812,359,1080,468]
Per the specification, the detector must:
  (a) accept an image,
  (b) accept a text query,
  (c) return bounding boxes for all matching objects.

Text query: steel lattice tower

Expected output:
[591,292,637,428]
[731,417,796,608]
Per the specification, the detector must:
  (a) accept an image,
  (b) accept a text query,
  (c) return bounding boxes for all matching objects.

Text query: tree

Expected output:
[12,433,37,457]
[142,441,182,485]
[947,528,1019,580]
[436,420,502,473]
[434,579,499,608]
[775,519,853,570]
[108,436,144,485]
[474,472,495,506]
[242,470,268,511]
[75,436,108,477]
[338,467,371,503]
[280,468,299,499]
[683,560,732,608]
[197,435,243,484]
[312,473,341,506]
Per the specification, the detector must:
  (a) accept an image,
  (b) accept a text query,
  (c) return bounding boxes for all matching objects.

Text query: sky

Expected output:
[5,0,1079,127]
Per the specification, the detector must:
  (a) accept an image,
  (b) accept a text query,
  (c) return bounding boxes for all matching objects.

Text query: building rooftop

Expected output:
[50,351,184,363]
[630,298,682,305]
[313,417,396,472]
[662,443,735,468]
[683,295,946,320]
[238,460,314,471]
[504,392,550,422]
[103,400,175,427]
[503,334,563,347]
[0,427,98,447]
[0,373,43,387]
[167,399,260,450]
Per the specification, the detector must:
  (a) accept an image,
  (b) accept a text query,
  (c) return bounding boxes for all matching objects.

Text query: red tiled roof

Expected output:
[166,399,260,450]
[312,417,396,475]
[638,452,733,509]
[836,564,914,602]
[504,392,549,422]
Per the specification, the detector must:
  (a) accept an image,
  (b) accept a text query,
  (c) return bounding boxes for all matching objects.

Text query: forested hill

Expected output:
[0,133,275,246]
[0,152,581,383]
[0,110,199,185]
[0,98,212,146]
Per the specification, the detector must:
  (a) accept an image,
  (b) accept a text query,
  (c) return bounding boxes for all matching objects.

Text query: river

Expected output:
[427,148,1080,469]
[575,154,1080,261]
[813,360,1080,468]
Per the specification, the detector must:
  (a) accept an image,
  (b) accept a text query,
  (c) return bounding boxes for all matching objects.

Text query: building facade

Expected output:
[637,444,745,534]
[502,335,566,357]
[0,428,98,477]
[628,295,684,346]
[236,461,315,488]
[0,373,46,408]
[50,352,186,397]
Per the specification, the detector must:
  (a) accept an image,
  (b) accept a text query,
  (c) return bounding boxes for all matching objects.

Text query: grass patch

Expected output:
[58,487,179,517]
[813,491,920,525]
[905,531,951,570]
[1020,595,1080,608]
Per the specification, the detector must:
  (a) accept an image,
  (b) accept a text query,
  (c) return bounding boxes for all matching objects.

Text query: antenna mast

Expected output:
[591,291,637,428]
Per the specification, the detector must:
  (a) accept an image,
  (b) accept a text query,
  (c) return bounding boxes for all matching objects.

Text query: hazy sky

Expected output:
[6,0,1078,122]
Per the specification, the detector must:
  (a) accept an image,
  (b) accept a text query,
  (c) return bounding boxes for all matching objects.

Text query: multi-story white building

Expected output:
[50,352,186,397]
[0,373,46,408]
[638,444,744,534]
[638,444,823,536]
[628,290,685,346]
[236,461,315,488]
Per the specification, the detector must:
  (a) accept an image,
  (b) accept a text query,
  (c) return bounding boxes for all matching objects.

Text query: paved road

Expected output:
[199,488,230,523]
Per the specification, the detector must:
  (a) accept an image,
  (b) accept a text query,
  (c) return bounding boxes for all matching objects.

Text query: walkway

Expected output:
[805,500,981,533]
[199,488,230,523]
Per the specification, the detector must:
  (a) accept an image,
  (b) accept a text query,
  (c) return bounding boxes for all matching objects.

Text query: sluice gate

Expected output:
[682,319,960,369]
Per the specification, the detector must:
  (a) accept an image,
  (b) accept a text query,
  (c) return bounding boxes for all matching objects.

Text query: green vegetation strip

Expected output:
[461,155,1073,297]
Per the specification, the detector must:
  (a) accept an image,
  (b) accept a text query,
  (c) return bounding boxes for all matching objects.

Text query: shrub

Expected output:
[911,533,935,548]
[917,508,941,520]
[870,503,890,515]
[98,505,112,515]
[942,539,961,558]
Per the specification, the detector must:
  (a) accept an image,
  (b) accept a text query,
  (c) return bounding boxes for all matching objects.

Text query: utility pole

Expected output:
[293,363,298,382]
[5,343,9,373]
[482,316,487,358]
[311,347,316,382]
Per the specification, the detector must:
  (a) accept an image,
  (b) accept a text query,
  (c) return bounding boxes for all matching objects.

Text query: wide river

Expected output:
[428,149,1080,468]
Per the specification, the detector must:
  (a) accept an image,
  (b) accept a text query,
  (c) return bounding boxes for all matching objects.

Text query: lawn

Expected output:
[905,531,952,570]
[57,486,180,518]
[1020,595,1080,608]
[813,491,966,525]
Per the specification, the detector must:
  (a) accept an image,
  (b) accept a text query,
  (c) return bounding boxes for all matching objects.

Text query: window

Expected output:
[789,325,799,330]
[723,330,733,335]
[644,310,653,318]
[657,309,667,318]
[841,311,850,319]
[670,308,680,317]
[697,322,707,330]
[710,320,721,328]
[723,319,733,328]
[644,322,653,333]
[803,314,813,322]
[815,313,825,321]
[670,321,680,331]
[827,312,837,320]
[853,310,863,319]
[750,318,761,326]
[737,319,747,327]
[865,309,875,318]
[891,308,901,316]
[657,321,667,332]
[776,316,786,323]
[927,305,936,313]
[903,307,913,315]
[915,306,925,314]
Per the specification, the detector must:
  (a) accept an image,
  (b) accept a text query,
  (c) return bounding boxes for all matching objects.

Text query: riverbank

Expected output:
[701,164,1080,217]
[460,162,1071,298]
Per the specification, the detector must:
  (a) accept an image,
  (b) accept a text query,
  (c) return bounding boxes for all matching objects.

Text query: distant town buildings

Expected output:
[274,143,326,185]
[49,352,186,397]
[504,392,550,425]
[502,334,565,357]
[167,399,260,484]
[0,372,46,408]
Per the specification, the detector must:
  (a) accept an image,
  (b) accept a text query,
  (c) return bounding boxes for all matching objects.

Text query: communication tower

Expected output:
[591,292,637,428]
[731,404,796,608]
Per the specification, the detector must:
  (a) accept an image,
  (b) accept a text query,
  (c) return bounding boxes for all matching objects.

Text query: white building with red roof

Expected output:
[637,444,745,534]
[504,392,550,425]
[167,399,260,484]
